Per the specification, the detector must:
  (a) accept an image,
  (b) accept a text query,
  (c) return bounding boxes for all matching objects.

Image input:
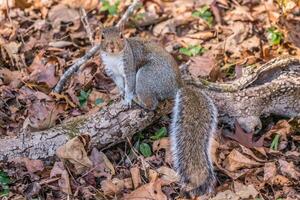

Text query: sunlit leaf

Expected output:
[192,5,213,26]
[139,143,152,157]
[267,27,283,45]
[150,127,167,140]
[179,45,205,57]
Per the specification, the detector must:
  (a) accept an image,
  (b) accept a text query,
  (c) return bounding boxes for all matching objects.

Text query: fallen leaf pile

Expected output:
[0,0,299,199]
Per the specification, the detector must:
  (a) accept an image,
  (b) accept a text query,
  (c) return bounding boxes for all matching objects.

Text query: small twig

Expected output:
[53,0,142,93]
[80,8,94,45]
[5,0,12,24]
[116,0,141,28]
[53,45,101,93]
[210,0,222,25]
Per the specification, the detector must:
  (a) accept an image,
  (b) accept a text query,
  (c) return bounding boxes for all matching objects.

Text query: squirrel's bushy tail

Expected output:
[170,85,217,197]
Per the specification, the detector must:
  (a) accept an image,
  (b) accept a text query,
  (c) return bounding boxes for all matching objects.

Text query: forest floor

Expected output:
[0,0,299,199]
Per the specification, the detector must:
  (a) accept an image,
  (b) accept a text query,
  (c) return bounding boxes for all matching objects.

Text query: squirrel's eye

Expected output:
[101,34,105,40]
[120,33,123,39]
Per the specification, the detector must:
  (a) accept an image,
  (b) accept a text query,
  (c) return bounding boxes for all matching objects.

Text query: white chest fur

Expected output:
[101,51,124,77]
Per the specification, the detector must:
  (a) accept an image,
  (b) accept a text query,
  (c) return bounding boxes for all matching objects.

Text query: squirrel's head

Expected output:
[100,27,125,54]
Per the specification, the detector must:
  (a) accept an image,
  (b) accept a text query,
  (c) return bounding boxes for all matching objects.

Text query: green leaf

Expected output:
[95,98,104,105]
[0,188,9,197]
[270,134,280,150]
[0,171,10,185]
[139,143,152,157]
[179,45,205,57]
[192,5,213,26]
[0,171,10,197]
[80,90,88,98]
[150,127,167,140]
[179,47,193,57]
[100,0,120,15]
[267,27,283,45]
[78,89,91,107]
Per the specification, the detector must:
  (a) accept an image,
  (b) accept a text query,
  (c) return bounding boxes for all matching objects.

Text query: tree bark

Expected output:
[0,101,172,161]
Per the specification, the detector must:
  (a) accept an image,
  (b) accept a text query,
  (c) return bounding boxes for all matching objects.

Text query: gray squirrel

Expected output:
[100,26,217,197]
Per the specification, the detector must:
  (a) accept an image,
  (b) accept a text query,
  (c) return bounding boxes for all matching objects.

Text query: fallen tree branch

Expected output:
[53,0,141,93]
[0,101,172,161]
[190,56,300,92]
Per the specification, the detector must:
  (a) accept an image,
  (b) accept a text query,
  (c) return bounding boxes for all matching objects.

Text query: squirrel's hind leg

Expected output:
[135,94,158,111]
[135,66,159,110]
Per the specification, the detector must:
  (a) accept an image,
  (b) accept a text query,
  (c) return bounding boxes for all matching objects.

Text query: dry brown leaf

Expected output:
[224,149,261,171]
[50,92,76,108]
[266,120,292,140]
[285,150,300,158]
[12,157,44,173]
[224,22,250,58]
[278,159,300,180]
[240,36,260,52]
[26,54,59,90]
[123,178,134,189]
[188,55,216,79]
[272,175,291,186]
[211,138,251,179]
[156,166,179,185]
[234,181,259,199]
[0,41,22,67]
[244,171,265,191]
[153,12,194,36]
[210,137,219,164]
[211,190,239,200]
[225,6,254,21]
[89,148,114,179]
[27,100,62,130]
[48,4,80,32]
[153,19,176,37]
[163,0,195,15]
[56,134,92,174]
[187,31,215,41]
[152,137,172,164]
[282,16,300,48]
[124,179,167,200]
[62,0,99,10]
[241,146,266,162]
[224,120,264,148]
[50,162,72,194]
[130,167,142,189]
[148,169,159,183]
[264,162,277,182]
[101,178,125,196]
[0,68,23,88]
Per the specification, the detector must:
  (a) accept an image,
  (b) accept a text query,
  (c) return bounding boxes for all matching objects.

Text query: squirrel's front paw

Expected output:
[123,92,134,108]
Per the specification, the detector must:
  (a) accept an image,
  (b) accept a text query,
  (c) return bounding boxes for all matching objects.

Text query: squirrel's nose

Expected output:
[109,42,116,53]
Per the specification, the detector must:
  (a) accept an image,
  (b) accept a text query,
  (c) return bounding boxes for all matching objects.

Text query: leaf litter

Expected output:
[0,0,299,199]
